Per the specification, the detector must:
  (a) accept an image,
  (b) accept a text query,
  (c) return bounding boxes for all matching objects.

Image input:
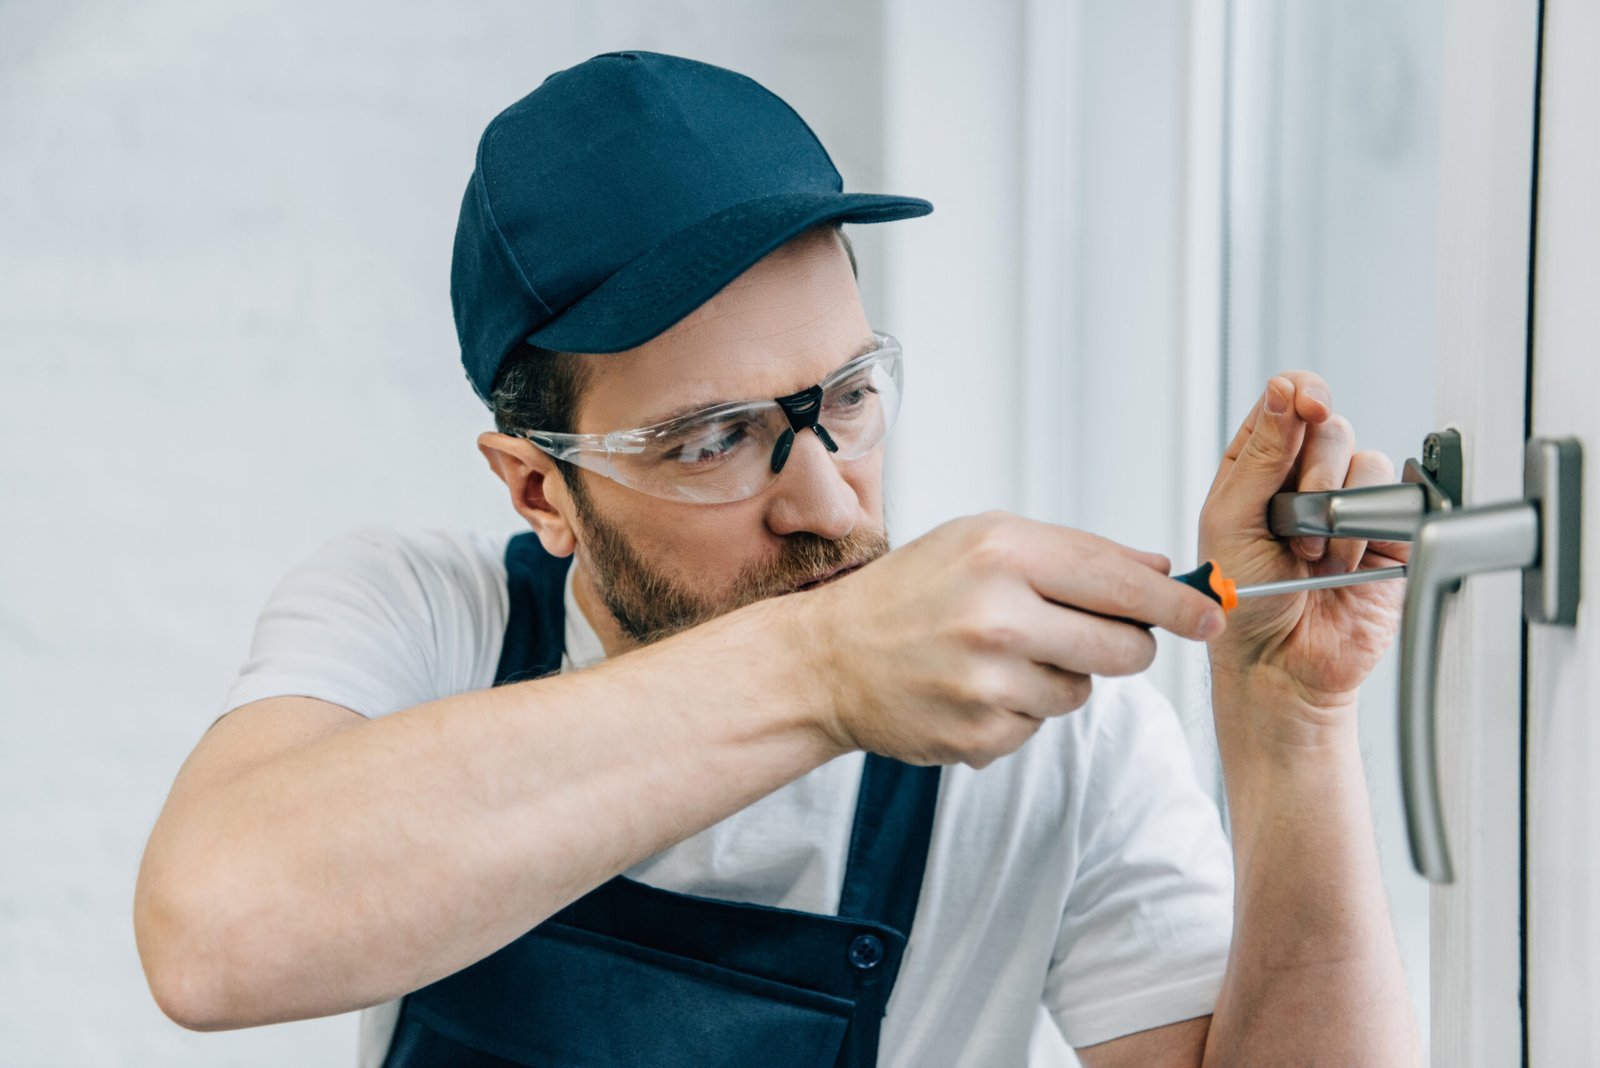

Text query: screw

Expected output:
[1422,434,1441,473]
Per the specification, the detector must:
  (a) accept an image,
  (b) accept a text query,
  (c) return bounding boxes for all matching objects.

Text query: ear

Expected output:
[477,431,578,558]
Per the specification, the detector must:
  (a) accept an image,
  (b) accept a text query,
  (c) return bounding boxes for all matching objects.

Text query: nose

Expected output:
[763,427,860,540]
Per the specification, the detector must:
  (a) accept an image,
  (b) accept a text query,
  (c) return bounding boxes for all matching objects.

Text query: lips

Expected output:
[794,562,863,592]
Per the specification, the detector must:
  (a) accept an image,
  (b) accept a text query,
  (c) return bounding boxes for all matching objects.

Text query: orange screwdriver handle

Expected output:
[1171,560,1238,611]
[1103,559,1237,630]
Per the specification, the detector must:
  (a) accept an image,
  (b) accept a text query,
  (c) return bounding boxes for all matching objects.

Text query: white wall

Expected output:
[0,3,886,1063]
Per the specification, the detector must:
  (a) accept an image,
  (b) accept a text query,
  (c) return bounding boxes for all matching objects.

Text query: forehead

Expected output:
[574,229,872,432]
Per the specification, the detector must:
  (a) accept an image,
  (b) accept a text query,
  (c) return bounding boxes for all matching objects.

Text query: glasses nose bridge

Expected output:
[764,416,860,517]
[774,382,826,431]
[767,377,839,475]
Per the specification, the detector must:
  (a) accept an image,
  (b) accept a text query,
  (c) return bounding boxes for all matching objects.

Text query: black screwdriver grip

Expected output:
[1102,560,1235,629]
[1172,561,1225,605]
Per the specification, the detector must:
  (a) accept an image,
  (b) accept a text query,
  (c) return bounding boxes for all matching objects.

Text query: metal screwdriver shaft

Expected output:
[1168,559,1408,613]
[1234,565,1407,600]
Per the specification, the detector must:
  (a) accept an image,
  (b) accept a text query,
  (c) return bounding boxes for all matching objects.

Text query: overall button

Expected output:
[848,933,884,970]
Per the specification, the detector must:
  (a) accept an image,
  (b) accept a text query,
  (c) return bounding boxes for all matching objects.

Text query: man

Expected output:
[134,51,1418,1066]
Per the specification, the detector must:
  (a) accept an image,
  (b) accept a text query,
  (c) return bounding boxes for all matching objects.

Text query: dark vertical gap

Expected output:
[1213,0,1237,835]
[1012,0,1032,520]
[1303,7,1330,372]
[1218,0,1235,454]
[1519,3,1547,1065]
[1260,7,1285,372]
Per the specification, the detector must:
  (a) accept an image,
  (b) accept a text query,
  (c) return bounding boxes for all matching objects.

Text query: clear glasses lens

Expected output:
[819,350,901,460]
[611,405,791,503]
[615,346,903,503]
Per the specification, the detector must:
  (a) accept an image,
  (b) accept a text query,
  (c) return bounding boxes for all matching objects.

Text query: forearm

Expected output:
[1202,677,1419,1067]
[137,595,843,1029]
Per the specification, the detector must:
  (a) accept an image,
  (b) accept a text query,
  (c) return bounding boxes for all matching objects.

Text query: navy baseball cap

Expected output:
[451,50,933,404]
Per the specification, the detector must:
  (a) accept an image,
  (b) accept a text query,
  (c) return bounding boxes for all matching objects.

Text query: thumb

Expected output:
[1216,377,1307,522]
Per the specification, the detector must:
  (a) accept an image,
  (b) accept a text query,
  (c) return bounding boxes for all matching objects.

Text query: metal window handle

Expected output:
[1401,500,1539,883]
[1266,433,1582,885]
[1268,429,1465,542]
[1268,482,1432,541]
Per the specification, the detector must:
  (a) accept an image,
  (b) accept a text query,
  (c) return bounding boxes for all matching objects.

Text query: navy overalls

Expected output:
[381,532,943,1067]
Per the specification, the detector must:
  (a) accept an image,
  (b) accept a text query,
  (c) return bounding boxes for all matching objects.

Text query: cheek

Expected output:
[669,516,778,598]
[608,491,773,589]
[840,452,886,512]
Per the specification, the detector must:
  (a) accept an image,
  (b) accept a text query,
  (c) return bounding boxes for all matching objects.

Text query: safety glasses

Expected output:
[513,332,904,504]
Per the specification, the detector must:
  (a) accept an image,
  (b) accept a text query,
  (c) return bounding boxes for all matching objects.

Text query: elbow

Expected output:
[135,858,357,1032]
[145,966,231,1034]
[134,871,247,1032]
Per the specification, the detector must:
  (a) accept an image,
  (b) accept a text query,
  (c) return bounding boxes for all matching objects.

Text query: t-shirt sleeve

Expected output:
[1043,675,1235,1050]
[216,525,510,719]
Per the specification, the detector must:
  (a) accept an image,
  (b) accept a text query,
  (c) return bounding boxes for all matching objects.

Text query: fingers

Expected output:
[1121,547,1173,575]
[1213,376,1309,524]
[1283,370,1334,421]
[965,658,1096,721]
[1210,370,1335,496]
[955,711,1047,769]
[1019,515,1171,575]
[1317,449,1397,576]
[1000,595,1162,677]
[1366,538,1412,567]
[958,516,1218,648]
[1289,414,1355,563]
[1209,391,1265,498]
[1019,537,1224,641]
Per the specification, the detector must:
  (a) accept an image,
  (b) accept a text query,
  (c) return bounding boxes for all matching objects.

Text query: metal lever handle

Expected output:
[1259,431,1578,883]
[1269,432,1461,542]
[1399,436,1581,884]
[1268,482,1430,541]
[1400,503,1538,883]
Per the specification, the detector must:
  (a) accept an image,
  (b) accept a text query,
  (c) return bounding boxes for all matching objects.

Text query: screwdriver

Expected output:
[1171,559,1408,612]
[1108,560,1405,629]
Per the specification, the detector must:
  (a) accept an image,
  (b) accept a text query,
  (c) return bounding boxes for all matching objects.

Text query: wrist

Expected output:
[1209,657,1361,761]
[1211,669,1374,868]
[730,590,859,760]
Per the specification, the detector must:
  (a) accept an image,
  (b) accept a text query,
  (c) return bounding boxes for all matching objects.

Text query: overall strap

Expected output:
[472,529,943,1068]
[493,532,572,685]
[492,528,945,942]
[836,755,941,936]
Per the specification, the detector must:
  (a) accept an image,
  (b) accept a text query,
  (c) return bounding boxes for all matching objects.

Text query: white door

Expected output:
[1434,0,1596,1063]
[1523,0,1600,1060]
[1428,1,1536,1063]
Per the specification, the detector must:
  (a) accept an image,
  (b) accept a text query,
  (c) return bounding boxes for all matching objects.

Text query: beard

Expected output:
[567,474,890,646]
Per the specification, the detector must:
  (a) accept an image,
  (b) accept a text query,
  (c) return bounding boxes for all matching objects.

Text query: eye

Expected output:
[663,422,752,466]
[825,379,879,414]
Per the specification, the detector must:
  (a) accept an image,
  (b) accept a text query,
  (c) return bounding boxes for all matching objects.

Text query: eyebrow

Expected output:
[635,335,880,428]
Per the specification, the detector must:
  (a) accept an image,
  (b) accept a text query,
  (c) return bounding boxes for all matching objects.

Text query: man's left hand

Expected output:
[1199,371,1408,728]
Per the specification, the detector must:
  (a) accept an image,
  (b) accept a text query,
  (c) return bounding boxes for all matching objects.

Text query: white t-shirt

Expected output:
[219,525,1235,1067]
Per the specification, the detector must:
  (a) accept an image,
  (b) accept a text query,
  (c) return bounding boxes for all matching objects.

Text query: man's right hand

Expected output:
[797,511,1226,767]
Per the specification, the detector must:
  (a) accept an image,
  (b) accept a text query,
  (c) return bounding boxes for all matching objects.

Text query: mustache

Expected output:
[728,527,891,606]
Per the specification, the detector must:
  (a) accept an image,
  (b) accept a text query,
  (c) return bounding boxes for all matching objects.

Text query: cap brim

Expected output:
[524,191,932,354]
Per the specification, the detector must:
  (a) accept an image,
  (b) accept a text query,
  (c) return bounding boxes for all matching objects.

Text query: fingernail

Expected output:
[1264,380,1290,415]
[1308,384,1332,410]
[1200,609,1226,641]
[1303,537,1326,559]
